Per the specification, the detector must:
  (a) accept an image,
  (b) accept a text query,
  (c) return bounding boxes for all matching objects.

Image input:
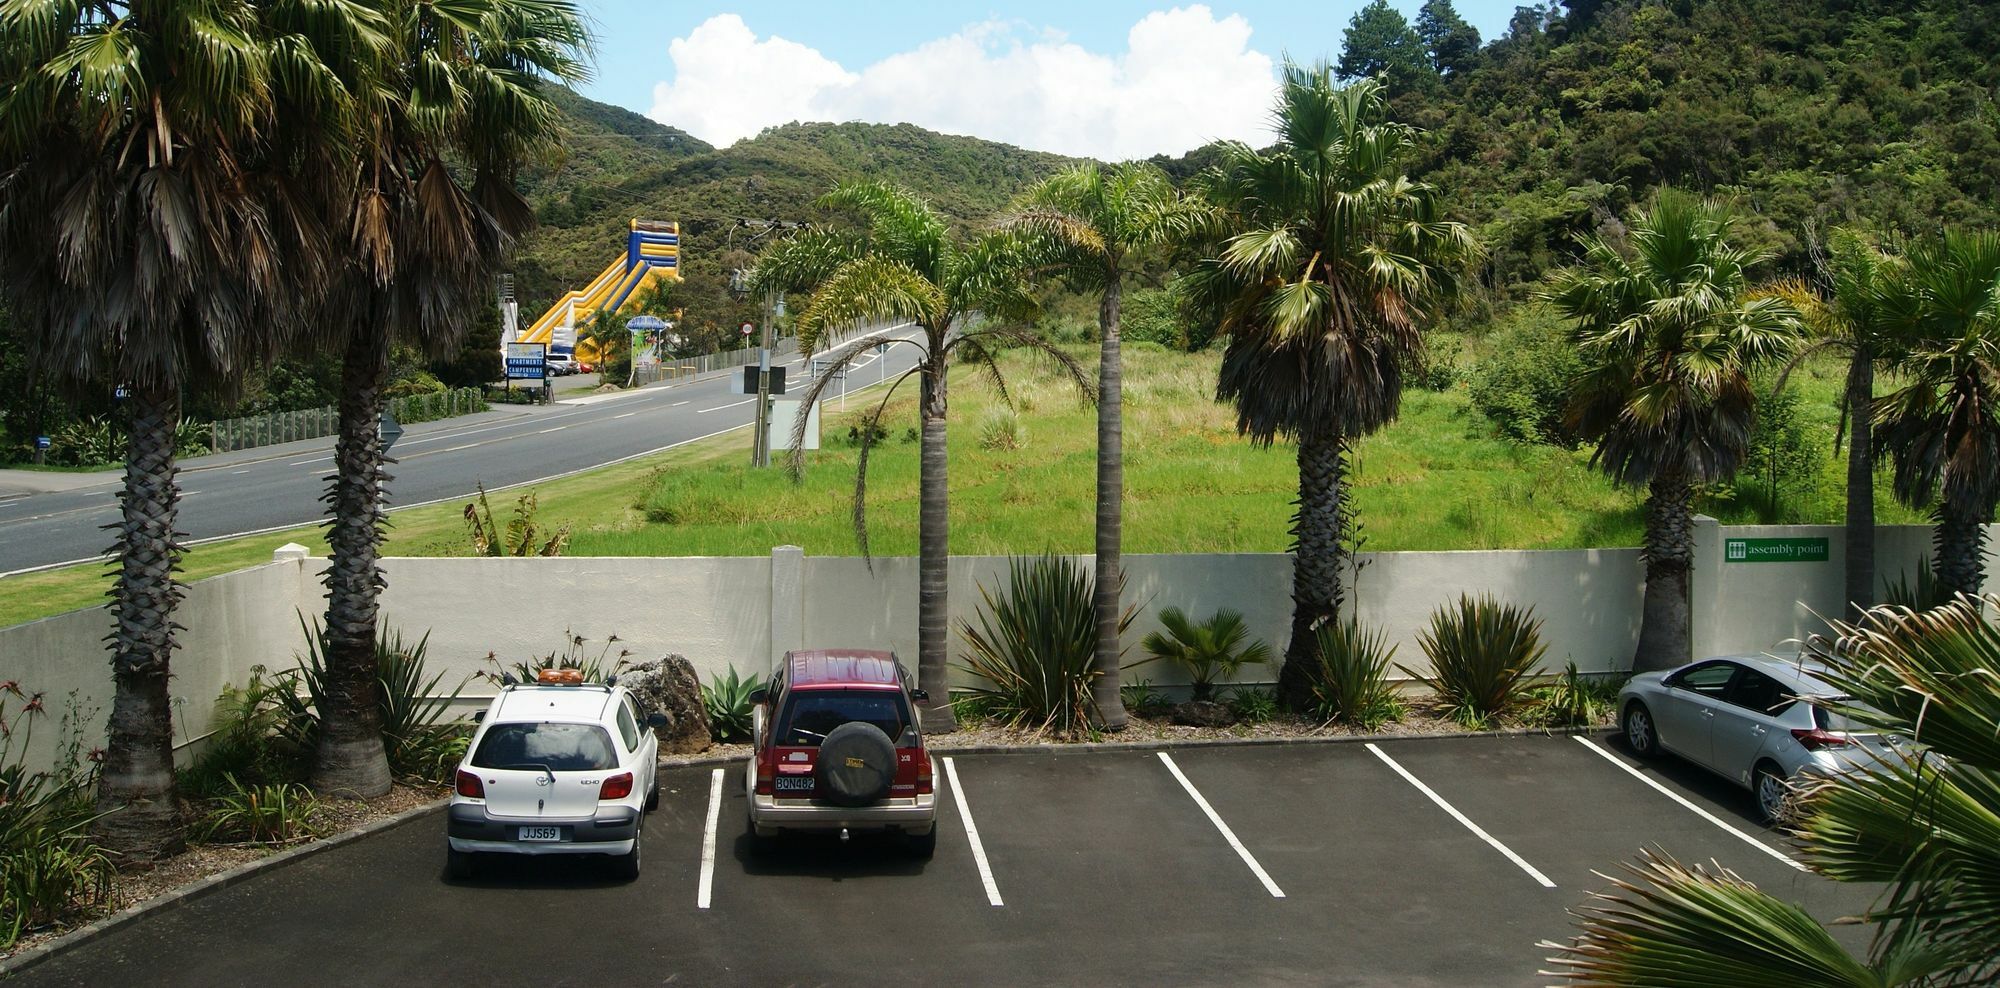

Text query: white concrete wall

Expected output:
[7,522,1999,775]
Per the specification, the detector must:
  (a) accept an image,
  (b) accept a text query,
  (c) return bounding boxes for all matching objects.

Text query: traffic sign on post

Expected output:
[378,411,404,453]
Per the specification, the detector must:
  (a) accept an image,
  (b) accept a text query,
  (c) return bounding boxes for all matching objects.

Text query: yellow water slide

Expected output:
[516,220,681,362]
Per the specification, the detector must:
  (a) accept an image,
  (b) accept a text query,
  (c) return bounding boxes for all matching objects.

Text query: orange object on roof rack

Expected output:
[537,667,585,685]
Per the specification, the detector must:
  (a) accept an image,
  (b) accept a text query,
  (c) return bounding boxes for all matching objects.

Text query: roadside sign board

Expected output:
[736,366,788,395]
[740,323,754,338]
[811,358,847,382]
[505,342,547,380]
[767,400,820,451]
[1724,537,1829,563]
[378,411,404,452]
[113,384,130,400]
[34,436,50,450]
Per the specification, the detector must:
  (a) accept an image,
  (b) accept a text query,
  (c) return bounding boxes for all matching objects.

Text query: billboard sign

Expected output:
[505,342,547,380]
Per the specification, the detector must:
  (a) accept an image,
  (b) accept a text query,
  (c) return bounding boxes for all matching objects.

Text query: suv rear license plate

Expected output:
[518,826,562,841]
[774,777,814,792]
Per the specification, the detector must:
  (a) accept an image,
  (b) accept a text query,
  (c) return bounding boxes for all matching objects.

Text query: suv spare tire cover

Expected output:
[815,722,897,806]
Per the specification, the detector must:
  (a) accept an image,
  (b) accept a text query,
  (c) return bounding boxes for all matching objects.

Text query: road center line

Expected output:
[942,757,1003,907]
[1365,743,1557,888]
[1156,752,1285,898]
[696,398,755,414]
[612,412,638,420]
[698,768,724,909]
[1573,736,1809,872]
[672,400,690,407]
[537,426,567,434]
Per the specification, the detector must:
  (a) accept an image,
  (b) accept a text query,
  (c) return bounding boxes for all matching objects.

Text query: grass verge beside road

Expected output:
[0,343,1924,629]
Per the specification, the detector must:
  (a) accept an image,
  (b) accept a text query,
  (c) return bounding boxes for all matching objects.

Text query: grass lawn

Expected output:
[0,341,1926,628]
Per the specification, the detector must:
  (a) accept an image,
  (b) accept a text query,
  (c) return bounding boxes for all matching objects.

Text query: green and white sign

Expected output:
[1724,537,1829,563]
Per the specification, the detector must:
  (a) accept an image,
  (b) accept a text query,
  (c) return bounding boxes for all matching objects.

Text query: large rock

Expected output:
[622,655,712,755]
[1169,700,1237,728]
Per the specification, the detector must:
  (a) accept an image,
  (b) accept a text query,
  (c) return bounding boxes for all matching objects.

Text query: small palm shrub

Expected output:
[1,687,110,948]
[1403,595,1548,729]
[1138,607,1273,702]
[702,668,762,742]
[1227,686,1279,724]
[1311,618,1404,731]
[956,555,1130,736]
[198,776,324,844]
[1523,661,1621,729]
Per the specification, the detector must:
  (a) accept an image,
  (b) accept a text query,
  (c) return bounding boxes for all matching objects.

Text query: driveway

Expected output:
[10,734,1877,987]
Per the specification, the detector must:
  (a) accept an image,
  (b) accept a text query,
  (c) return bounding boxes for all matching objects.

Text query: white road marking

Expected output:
[612,412,638,420]
[231,469,250,475]
[696,398,755,414]
[1366,743,1557,888]
[1156,752,1286,898]
[1574,736,1809,872]
[672,400,691,407]
[698,768,724,909]
[537,426,567,434]
[942,757,1003,907]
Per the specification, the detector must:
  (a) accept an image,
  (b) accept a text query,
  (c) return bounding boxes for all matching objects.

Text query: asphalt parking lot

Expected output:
[9,734,1878,987]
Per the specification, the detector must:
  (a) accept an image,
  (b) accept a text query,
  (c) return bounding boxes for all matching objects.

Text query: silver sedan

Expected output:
[1616,653,1904,822]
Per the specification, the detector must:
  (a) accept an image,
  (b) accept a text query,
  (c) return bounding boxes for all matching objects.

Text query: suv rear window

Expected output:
[779,690,912,746]
[471,723,618,772]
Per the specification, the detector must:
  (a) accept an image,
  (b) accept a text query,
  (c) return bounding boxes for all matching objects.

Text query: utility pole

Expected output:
[752,283,775,468]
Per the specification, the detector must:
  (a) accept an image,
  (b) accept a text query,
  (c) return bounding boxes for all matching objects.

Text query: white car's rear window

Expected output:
[472,722,617,771]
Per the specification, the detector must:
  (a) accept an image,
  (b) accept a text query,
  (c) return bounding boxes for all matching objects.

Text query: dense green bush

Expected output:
[1404,594,1548,728]
[1138,607,1273,702]
[956,554,1130,736]
[1122,284,1211,351]
[1310,618,1405,730]
[1467,310,1585,447]
[1522,661,1623,729]
[198,777,324,844]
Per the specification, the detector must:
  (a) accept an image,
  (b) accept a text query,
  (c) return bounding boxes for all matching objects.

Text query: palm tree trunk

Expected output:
[916,346,958,733]
[1635,473,1695,673]
[94,381,187,865]
[1278,430,1345,711]
[315,326,393,798]
[1932,501,1986,599]
[1843,351,1875,613]
[1091,275,1129,730]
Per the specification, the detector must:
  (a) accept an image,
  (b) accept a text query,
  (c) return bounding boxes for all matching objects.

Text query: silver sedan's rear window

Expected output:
[471,722,617,771]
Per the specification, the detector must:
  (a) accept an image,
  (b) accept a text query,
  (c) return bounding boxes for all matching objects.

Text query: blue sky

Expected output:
[573,2,1524,159]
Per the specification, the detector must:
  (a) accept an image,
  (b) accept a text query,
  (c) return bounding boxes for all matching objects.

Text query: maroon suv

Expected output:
[744,649,937,857]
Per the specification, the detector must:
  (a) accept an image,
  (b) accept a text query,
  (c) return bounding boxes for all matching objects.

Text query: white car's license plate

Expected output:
[517,826,562,841]
[774,776,814,792]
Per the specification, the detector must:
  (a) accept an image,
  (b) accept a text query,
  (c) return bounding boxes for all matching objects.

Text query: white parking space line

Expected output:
[942,757,1004,907]
[1365,743,1557,888]
[1156,752,1286,898]
[1574,736,1809,872]
[698,768,724,909]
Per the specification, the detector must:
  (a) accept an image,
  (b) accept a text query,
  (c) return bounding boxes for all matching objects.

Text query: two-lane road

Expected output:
[0,330,921,575]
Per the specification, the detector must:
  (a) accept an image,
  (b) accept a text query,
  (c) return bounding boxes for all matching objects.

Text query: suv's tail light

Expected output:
[916,753,933,795]
[455,770,484,798]
[599,772,634,800]
[1791,728,1855,751]
[755,755,774,796]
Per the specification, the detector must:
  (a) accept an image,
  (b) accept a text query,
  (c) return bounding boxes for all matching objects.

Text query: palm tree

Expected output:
[1541,190,1798,673]
[1545,597,2000,986]
[0,0,377,859]
[1875,230,2000,599]
[311,0,588,797]
[1008,162,1186,730]
[1762,230,1905,614]
[755,181,1088,732]
[1180,68,1476,711]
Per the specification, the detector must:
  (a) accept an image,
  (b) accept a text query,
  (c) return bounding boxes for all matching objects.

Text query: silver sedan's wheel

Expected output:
[1623,703,1659,759]
[1755,765,1791,824]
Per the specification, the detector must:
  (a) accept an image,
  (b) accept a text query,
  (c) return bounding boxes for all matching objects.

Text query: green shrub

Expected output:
[1123,284,1211,351]
[47,416,117,467]
[1411,336,1464,392]
[198,776,323,844]
[282,621,474,783]
[845,420,889,447]
[702,667,761,743]
[1,687,110,948]
[977,407,1024,451]
[463,484,570,556]
[1227,686,1279,724]
[1467,311,1585,447]
[179,666,312,799]
[1310,618,1405,731]
[1120,679,1168,717]
[1522,661,1622,729]
[1403,594,1548,729]
[956,554,1130,736]
[1137,607,1273,702]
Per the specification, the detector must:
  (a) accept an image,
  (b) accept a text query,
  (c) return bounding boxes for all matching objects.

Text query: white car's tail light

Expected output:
[599,772,634,800]
[455,770,485,798]
[1791,727,1855,750]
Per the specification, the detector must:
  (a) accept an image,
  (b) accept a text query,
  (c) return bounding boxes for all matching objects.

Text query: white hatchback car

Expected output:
[447,675,664,880]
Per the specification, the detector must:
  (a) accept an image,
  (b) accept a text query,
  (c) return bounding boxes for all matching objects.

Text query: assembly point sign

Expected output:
[1724,537,1830,563]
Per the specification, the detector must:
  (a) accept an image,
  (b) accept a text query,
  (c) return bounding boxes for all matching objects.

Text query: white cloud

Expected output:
[647,7,1276,161]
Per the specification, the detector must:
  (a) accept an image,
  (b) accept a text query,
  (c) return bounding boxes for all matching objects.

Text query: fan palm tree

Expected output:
[755,181,1088,732]
[1541,190,1798,673]
[1180,67,1476,711]
[311,0,588,797]
[1761,230,1905,614]
[1874,230,2000,599]
[0,0,379,859]
[1545,596,2000,987]
[1006,162,1186,730]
